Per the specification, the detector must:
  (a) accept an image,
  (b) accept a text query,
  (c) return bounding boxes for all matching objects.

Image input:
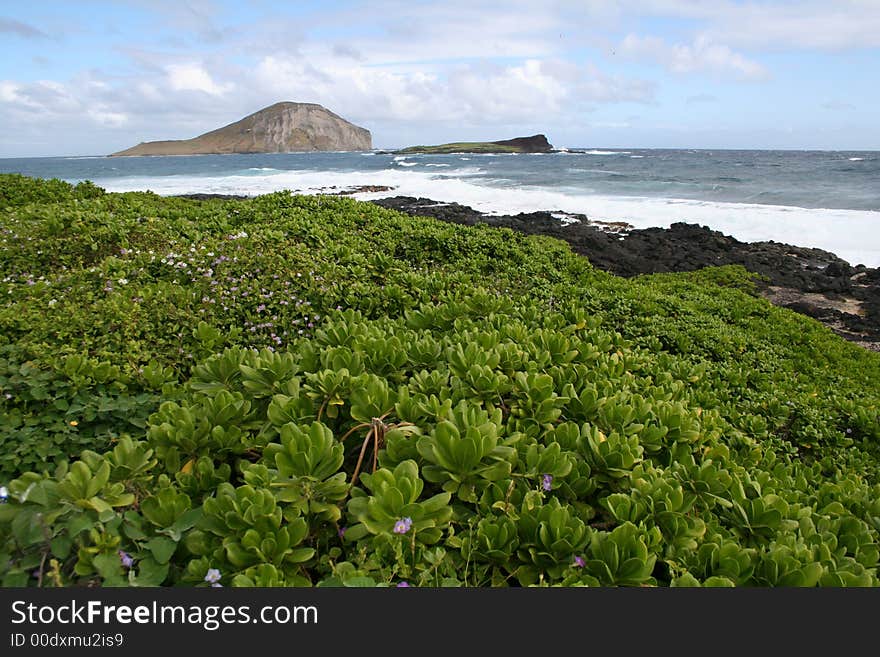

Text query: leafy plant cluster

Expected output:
[0,174,878,587]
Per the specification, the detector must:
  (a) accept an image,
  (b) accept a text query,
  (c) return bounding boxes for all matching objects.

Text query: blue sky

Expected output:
[1,0,878,156]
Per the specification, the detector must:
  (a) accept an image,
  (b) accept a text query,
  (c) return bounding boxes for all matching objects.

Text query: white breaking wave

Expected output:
[95,168,880,267]
[848,157,865,161]
[583,150,629,155]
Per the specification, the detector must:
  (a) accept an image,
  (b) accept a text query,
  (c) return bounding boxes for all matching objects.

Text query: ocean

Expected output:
[2,148,879,267]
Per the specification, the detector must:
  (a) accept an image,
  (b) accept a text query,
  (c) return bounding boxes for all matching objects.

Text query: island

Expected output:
[109,101,372,156]
[396,134,553,154]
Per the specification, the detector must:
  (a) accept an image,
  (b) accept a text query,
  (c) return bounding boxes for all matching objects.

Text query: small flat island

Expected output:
[396,134,554,154]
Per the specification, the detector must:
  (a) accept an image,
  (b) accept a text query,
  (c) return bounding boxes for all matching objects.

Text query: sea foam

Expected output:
[96,167,880,268]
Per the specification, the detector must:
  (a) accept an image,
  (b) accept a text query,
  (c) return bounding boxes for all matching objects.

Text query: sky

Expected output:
[1,0,879,157]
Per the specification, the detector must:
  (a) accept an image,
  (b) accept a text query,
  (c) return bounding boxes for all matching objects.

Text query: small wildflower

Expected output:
[118,550,134,568]
[338,526,347,539]
[392,517,413,534]
[573,556,585,568]
[396,581,410,588]
[0,486,8,503]
[205,568,222,584]
[69,420,78,427]
[541,474,553,491]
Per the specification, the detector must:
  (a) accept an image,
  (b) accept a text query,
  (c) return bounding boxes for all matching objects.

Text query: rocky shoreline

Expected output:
[370,196,880,351]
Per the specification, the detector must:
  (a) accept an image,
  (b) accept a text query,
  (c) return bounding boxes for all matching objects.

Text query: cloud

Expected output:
[590,120,631,129]
[614,0,880,51]
[165,63,232,95]
[252,55,654,127]
[620,34,767,80]
[0,17,48,39]
[821,100,855,111]
[702,2,880,50]
[331,44,362,61]
[0,82,23,104]
[687,93,717,104]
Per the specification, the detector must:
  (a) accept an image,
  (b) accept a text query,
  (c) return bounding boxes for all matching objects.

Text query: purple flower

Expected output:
[338,526,347,539]
[392,517,413,534]
[542,474,553,491]
[204,568,222,584]
[396,581,410,588]
[118,550,134,568]
[573,556,585,568]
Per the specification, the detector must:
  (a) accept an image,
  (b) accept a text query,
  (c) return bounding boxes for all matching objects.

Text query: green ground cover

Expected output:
[1,173,878,587]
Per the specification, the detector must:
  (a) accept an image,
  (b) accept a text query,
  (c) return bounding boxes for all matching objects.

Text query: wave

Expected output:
[568,168,627,176]
[848,157,865,161]
[583,150,630,155]
[94,168,880,267]
[248,167,278,171]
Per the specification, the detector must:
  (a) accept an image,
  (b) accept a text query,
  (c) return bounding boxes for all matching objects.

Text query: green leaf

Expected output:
[146,536,178,564]
[131,557,170,587]
[93,553,122,580]
[343,576,377,587]
[50,536,73,560]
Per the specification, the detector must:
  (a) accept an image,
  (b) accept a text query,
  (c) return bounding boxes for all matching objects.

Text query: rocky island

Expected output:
[109,102,371,156]
[396,134,553,154]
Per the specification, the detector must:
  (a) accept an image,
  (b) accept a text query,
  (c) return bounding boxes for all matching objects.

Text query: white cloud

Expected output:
[89,109,128,126]
[166,63,232,95]
[615,0,880,50]
[821,100,855,111]
[620,34,767,80]
[0,82,22,103]
[252,55,653,128]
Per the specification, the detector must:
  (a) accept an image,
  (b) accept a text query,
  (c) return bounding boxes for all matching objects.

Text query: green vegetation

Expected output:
[397,142,522,154]
[1,172,878,587]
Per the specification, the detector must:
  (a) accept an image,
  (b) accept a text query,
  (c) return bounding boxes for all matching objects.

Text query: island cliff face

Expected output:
[110,102,372,156]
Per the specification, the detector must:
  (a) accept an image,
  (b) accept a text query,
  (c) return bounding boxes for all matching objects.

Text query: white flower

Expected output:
[0,486,8,501]
[117,278,128,285]
[48,299,57,307]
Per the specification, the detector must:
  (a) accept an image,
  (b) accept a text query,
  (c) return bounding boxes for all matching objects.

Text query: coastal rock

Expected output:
[371,196,880,350]
[488,135,554,153]
[110,102,371,156]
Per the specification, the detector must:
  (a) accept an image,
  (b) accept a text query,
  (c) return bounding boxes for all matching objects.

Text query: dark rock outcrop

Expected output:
[371,196,880,350]
[488,135,554,153]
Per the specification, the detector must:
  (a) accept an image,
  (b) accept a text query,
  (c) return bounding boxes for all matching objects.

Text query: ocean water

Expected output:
[2,148,879,267]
